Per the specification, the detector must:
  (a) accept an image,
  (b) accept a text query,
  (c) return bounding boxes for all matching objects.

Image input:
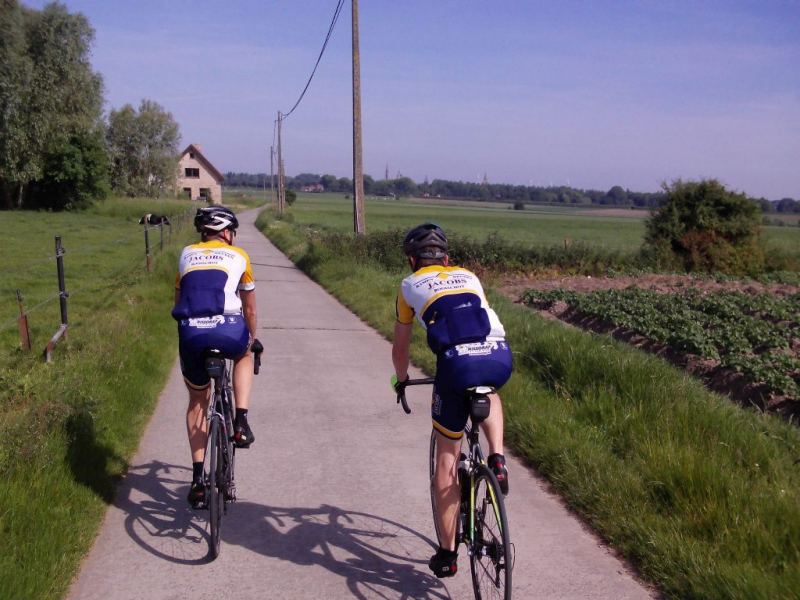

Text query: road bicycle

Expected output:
[395,376,513,600]
[202,339,263,559]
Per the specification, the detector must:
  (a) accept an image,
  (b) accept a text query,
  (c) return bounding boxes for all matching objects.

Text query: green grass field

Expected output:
[290,193,648,250]
[283,193,800,268]
[0,197,199,600]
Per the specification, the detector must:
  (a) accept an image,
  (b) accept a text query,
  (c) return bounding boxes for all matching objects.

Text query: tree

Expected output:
[106,99,181,197]
[644,179,763,275]
[26,129,109,210]
[1,1,105,208]
[320,174,338,191]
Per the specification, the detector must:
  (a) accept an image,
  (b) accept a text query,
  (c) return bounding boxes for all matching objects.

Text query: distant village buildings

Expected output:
[177,144,224,204]
[300,183,324,193]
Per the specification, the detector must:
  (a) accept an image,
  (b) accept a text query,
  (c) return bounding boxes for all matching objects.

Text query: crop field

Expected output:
[523,287,800,402]
[284,193,800,264]
[289,193,648,251]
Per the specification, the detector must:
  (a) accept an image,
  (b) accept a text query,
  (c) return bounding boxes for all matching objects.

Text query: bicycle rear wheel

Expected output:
[469,464,512,600]
[208,416,224,560]
[428,431,442,545]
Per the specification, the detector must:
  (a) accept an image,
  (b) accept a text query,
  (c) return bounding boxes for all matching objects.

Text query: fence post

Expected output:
[144,223,151,272]
[564,238,570,250]
[160,221,164,251]
[16,290,30,351]
[44,236,69,362]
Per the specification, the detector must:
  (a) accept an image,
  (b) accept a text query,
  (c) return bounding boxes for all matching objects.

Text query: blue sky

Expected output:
[25,0,800,199]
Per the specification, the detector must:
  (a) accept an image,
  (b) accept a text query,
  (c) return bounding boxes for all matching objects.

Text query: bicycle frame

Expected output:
[205,356,235,504]
[398,376,512,598]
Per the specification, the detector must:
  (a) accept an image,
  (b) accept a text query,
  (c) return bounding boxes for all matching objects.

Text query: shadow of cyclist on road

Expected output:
[227,502,450,600]
[115,460,210,565]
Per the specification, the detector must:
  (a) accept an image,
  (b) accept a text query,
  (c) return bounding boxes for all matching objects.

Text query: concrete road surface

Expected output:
[68,209,657,600]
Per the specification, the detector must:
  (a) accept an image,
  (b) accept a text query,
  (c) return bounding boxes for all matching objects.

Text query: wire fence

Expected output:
[1,209,193,361]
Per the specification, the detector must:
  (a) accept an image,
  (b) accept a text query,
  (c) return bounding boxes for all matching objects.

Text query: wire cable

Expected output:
[280,0,346,121]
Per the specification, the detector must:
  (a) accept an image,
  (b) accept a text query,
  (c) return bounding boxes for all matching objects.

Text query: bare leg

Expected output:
[433,431,462,551]
[233,351,254,411]
[186,385,211,463]
[479,393,504,456]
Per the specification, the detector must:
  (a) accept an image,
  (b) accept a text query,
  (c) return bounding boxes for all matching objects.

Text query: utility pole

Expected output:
[352,0,365,235]
[270,146,275,206]
[277,111,284,215]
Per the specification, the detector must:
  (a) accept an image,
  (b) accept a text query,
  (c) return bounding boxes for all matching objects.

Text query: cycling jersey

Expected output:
[173,240,255,389]
[173,240,255,319]
[396,264,511,439]
[396,265,506,353]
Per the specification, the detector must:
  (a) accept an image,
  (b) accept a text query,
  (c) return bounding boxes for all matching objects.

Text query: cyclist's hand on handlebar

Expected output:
[251,338,264,375]
[391,374,412,414]
[391,374,409,395]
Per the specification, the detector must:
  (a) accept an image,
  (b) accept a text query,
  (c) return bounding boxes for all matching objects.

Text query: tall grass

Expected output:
[0,199,194,599]
[258,212,800,600]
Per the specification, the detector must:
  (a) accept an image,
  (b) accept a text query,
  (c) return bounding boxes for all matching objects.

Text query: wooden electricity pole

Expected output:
[352,0,365,235]
[277,111,284,215]
[270,145,275,206]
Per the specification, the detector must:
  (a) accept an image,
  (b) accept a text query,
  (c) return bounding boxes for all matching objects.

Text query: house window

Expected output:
[183,187,192,199]
[189,152,195,159]
[200,188,212,203]
[185,168,199,178]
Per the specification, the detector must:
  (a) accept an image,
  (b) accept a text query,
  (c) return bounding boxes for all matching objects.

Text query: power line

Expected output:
[279,0,346,121]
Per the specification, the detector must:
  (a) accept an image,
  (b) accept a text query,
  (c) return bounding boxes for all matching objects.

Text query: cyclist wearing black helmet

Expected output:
[173,206,260,507]
[392,222,512,578]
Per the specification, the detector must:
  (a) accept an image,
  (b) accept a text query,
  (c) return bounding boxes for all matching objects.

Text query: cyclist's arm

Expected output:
[392,321,413,382]
[174,288,180,308]
[240,289,257,339]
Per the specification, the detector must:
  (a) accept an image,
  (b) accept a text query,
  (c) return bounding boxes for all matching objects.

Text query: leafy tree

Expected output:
[337,176,352,192]
[284,189,297,206]
[1,1,104,209]
[320,174,338,191]
[513,200,525,210]
[293,172,320,187]
[26,129,108,210]
[106,99,181,197]
[644,179,763,275]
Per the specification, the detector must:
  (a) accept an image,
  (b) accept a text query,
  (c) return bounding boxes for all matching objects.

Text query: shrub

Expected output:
[644,179,763,276]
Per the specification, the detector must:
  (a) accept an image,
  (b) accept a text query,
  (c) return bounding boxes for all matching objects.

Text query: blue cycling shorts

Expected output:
[432,339,513,439]
[178,314,250,389]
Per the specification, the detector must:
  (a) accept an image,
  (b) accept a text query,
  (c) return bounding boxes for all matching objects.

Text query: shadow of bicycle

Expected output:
[226,502,450,600]
[118,462,450,598]
[116,460,211,565]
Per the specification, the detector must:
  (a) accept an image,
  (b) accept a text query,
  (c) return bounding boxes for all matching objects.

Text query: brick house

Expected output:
[177,144,225,204]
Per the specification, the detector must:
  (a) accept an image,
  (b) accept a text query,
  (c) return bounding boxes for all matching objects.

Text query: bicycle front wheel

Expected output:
[208,417,224,560]
[469,464,512,600]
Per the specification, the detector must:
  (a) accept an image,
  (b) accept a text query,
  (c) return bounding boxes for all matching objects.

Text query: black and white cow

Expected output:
[139,214,171,226]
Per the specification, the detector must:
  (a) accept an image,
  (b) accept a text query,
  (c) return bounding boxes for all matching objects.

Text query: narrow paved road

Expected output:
[68,210,657,599]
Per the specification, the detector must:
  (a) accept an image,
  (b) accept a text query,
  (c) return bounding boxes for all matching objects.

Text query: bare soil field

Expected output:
[499,273,800,422]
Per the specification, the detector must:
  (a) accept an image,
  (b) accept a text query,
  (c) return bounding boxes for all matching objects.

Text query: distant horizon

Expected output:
[222,169,800,201]
[24,1,800,202]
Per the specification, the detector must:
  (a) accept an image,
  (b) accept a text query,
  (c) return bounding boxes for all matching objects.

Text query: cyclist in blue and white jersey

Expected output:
[392,222,512,579]
[173,206,259,507]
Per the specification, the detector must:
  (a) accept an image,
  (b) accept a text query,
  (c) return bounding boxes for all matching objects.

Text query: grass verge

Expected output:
[0,199,195,599]
[256,210,800,600]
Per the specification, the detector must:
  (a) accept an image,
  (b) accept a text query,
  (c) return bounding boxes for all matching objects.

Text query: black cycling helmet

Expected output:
[402,222,449,259]
[194,206,239,233]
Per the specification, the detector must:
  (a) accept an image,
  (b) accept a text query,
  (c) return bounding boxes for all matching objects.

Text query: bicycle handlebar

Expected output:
[393,376,435,414]
[251,338,264,375]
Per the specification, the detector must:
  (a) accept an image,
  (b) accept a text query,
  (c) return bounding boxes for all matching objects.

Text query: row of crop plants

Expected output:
[522,287,800,398]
